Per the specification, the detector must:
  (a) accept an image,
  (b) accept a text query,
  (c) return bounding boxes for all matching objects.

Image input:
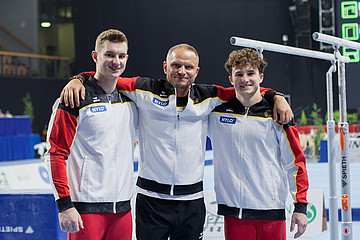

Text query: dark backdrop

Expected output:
[73,0,348,120]
[2,0,358,135]
[0,77,68,134]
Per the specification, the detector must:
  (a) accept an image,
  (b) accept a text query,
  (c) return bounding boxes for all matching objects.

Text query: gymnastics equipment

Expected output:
[231,33,355,240]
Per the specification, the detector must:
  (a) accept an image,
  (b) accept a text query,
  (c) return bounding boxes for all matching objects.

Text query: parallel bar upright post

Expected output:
[337,53,352,240]
[326,64,338,240]
[313,32,359,240]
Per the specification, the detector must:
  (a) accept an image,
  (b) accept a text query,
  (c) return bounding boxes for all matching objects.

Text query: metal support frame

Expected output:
[337,51,353,240]
[313,32,360,240]
[231,33,356,240]
[326,62,339,240]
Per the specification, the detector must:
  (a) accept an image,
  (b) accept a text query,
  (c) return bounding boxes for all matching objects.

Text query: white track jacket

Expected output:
[45,77,138,213]
[208,97,309,220]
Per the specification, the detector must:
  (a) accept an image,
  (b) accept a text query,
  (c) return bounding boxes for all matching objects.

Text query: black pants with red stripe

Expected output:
[135,193,205,240]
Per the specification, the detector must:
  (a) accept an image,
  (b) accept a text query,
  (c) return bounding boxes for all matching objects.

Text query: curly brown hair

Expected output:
[224,48,267,75]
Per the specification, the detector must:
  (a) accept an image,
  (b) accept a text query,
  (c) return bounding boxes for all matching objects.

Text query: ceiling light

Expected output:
[41,22,51,28]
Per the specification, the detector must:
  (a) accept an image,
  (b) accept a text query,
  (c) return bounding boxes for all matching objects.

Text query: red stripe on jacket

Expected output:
[285,125,309,204]
[48,109,78,199]
[117,77,138,91]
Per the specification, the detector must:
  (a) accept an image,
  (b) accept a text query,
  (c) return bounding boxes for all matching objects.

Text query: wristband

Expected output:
[294,202,308,214]
[274,91,285,97]
[69,75,84,84]
[56,196,75,212]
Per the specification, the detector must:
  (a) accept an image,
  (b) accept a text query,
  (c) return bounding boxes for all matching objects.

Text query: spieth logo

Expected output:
[219,116,236,124]
[90,105,107,113]
[153,97,169,107]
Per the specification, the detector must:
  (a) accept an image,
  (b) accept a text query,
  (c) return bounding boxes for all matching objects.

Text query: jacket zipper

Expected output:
[108,94,118,213]
[171,90,180,195]
[171,89,190,195]
[171,113,177,196]
[239,107,249,218]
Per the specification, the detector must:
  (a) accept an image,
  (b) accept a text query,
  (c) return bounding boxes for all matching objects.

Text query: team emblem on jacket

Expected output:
[219,116,236,124]
[192,96,199,104]
[264,109,273,118]
[90,105,107,113]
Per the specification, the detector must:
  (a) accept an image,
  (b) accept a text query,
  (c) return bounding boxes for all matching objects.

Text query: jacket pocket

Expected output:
[79,156,89,193]
[268,164,277,201]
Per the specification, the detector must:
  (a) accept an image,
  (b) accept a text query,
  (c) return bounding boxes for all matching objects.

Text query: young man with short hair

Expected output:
[45,29,137,240]
[208,48,309,239]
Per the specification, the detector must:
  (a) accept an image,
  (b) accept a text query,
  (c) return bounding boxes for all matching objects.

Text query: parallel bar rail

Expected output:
[313,32,360,50]
[230,36,350,63]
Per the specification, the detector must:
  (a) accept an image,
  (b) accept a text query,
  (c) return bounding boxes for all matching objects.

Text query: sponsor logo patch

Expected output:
[90,105,107,113]
[153,97,169,107]
[219,116,236,124]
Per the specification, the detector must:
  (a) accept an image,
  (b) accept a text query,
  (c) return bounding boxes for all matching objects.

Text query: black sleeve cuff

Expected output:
[79,74,90,83]
[56,196,74,212]
[263,90,276,105]
[294,202,308,214]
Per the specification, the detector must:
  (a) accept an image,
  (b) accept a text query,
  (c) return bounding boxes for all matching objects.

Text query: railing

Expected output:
[0,24,34,52]
[0,51,73,79]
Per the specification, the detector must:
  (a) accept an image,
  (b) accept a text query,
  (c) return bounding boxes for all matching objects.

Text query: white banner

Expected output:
[204,190,225,239]
[0,159,50,191]
[286,189,325,239]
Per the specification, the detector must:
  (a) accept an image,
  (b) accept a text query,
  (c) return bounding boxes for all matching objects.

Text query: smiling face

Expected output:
[225,48,267,106]
[92,40,128,81]
[163,46,199,96]
[229,63,263,98]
